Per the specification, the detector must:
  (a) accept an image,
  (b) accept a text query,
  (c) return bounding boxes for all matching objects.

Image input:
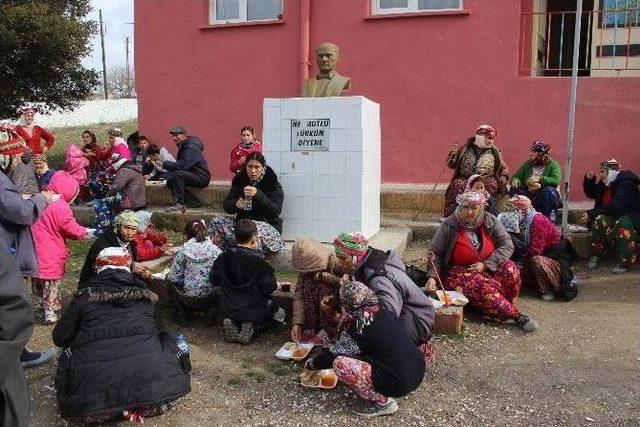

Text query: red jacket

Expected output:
[528,213,562,256]
[133,230,168,261]
[15,125,54,155]
[229,141,262,173]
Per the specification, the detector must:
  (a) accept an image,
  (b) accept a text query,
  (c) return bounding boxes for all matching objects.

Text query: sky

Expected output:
[83,0,134,72]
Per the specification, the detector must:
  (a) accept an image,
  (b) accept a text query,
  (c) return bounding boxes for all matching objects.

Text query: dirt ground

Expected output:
[26,239,640,427]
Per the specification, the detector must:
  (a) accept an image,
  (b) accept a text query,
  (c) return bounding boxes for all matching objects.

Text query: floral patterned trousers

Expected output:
[31,278,62,313]
[591,214,638,265]
[445,260,522,321]
[333,356,387,404]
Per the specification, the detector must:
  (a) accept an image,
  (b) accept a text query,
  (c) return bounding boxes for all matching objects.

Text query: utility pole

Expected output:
[99,9,108,99]
[125,36,130,97]
[561,0,583,234]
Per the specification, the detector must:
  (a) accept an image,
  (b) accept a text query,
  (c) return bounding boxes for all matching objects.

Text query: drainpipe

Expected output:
[300,0,311,89]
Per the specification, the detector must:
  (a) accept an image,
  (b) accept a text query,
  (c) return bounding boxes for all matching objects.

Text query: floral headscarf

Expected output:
[454,190,486,229]
[497,211,520,234]
[600,158,620,171]
[115,210,140,229]
[334,232,369,263]
[531,140,551,166]
[475,124,497,140]
[509,195,537,246]
[338,280,379,335]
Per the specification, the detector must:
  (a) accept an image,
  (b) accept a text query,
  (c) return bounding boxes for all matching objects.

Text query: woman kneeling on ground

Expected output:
[500,196,578,301]
[305,280,425,418]
[52,247,191,424]
[290,237,342,342]
[209,152,284,254]
[167,220,222,327]
[427,191,537,332]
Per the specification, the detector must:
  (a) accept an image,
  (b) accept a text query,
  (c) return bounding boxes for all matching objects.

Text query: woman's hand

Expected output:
[235,198,245,209]
[291,324,302,342]
[467,262,486,273]
[426,278,437,292]
[585,171,595,180]
[243,186,257,197]
[238,157,247,166]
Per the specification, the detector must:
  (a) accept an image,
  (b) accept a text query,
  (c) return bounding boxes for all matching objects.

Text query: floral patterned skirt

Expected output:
[591,214,639,265]
[445,260,522,321]
[522,255,561,296]
[208,215,283,254]
[333,356,387,404]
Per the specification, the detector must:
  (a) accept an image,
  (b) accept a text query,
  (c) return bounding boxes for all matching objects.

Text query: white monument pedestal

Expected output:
[263,96,381,243]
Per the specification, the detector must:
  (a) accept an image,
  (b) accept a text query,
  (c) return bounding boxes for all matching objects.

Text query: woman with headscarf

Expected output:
[443,124,509,218]
[53,247,190,424]
[580,159,640,274]
[305,281,425,418]
[510,140,561,219]
[506,196,578,301]
[209,152,283,254]
[427,191,537,331]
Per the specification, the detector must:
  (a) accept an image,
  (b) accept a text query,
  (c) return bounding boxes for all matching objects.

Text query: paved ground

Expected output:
[26,240,640,426]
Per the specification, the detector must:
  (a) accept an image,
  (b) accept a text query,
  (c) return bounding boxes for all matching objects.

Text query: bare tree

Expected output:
[106,65,136,99]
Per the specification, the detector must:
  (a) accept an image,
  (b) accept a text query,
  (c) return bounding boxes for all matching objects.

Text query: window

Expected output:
[601,0,639,28]
[210,0,282,24]
[372,0,463,15]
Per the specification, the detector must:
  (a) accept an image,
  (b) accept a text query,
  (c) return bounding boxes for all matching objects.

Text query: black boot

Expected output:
[170,287,190,328]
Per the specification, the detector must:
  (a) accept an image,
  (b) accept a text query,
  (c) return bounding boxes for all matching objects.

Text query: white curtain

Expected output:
[216,0,240,20]
[247,0,282,20]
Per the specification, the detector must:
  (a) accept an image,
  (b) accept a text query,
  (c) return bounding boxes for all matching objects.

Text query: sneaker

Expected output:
[166,204,186,213]
[20,348,53,368]
[541,293,555,302]
[223,318,240,343]
[353,398,398,418]
[612,263,630,274]
[44,310,58,324]
[272,307,286,324]
[587,256,599,270]
[514,314,538,332]
[238,322,255,344]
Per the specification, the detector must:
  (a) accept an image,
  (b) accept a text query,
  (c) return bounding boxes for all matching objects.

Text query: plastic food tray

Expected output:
[275,342,314,361]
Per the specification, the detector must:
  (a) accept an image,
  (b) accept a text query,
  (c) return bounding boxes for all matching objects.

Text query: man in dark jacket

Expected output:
[0,241,34,427]
[210,219,284,344]
[79,211,140,285]
[163,126,211,211]
[53,247,190,424]
[106,154,146,211]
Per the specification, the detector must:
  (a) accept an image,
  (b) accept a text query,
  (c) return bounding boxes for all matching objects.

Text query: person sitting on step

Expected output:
[210,219,285,344]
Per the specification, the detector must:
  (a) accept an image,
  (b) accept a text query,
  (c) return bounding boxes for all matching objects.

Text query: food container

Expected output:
[435,290,469,306]
[275,342,314,361]
[434,305,464,334]
[300,369,338,389]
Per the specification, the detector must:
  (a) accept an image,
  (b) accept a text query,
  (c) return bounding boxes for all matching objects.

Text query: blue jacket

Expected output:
[0,171,47,276]
[162,136,211,182]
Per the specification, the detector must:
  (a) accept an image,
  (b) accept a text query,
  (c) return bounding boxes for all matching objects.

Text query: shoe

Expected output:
[588,256,599,270]
[612,263,630,274]
[514,314,538,332]
[44,310,58,324]
[185,199,203,209]
[541,293,555,302]
[238,322,255,344]
[353,398,398,418]
[223,318,240,343]
[167,204,186,213]
[20,348,53,368]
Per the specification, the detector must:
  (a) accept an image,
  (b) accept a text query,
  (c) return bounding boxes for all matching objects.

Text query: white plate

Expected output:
[300,369,338,389]
[275,342,314,360]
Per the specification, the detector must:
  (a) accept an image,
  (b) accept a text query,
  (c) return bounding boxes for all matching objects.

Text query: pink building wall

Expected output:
[135,0,639,200]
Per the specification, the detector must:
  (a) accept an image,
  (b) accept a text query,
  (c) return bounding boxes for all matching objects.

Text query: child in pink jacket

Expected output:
[64,144,90,187]
[31,171,95,323]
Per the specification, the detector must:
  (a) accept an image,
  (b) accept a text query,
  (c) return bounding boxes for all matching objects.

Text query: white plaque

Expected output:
[290,118,330,151]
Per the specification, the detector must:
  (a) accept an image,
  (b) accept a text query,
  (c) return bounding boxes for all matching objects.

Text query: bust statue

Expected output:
[301,42,351,98]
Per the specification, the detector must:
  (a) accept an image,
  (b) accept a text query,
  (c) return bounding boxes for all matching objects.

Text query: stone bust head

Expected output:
[301,42,351,97]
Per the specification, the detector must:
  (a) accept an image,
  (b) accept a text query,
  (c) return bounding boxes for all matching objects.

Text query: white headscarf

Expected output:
[603,170,621,186]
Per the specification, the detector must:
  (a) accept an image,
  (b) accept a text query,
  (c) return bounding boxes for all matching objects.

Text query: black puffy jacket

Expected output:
[223,166,284,233]
[162,135,211,183]
[587,170,640,229]
[52,269,190,420]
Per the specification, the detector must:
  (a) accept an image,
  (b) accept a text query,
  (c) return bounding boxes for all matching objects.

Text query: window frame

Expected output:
[371,0,463,15]
[209,0,283,25]
[599,0,639,29]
